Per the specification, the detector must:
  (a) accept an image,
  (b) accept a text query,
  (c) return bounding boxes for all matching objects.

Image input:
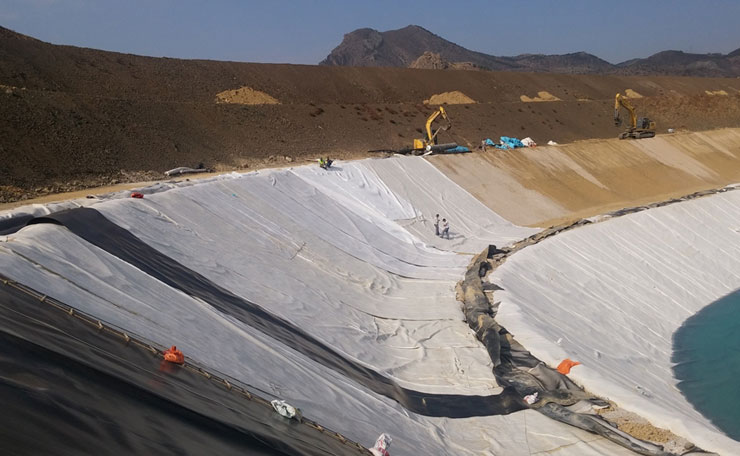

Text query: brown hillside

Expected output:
[321,25,740,77]
[616,50,740,77]
[2,26,740,202]
[319,25,613,73]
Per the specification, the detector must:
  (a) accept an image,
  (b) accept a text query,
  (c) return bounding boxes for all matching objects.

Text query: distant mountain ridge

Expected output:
[321,25,740,77]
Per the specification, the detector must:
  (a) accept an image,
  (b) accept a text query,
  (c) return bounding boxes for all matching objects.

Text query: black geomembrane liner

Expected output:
[28,208,526,418]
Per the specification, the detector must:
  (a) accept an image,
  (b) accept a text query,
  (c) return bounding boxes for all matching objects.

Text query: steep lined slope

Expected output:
[0,160,636,455]
[490,190,740,454]
[6,123,740,455]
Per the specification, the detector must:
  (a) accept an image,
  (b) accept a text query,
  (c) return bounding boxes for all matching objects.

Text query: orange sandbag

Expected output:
[130,192,144,198]
[557,358,580,375]
[163,345,185,364]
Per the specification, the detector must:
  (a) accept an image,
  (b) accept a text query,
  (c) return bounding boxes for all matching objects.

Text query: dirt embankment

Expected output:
[2,27,740,202]
[430,128,740,227]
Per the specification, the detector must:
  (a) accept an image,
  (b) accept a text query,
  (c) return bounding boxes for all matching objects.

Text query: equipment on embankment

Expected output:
[614,93,656,139]
[380,106,463,155]
[412,106,453,152]
[414,106,454,152]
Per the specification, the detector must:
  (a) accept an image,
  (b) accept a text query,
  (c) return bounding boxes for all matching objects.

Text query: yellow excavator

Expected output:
[368,106,458,155]
[412,106,453,152]
[614,93,655,139]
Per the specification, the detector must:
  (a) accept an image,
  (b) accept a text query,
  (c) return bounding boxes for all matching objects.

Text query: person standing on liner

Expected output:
[434,214,440,236]
[441,218,449,239]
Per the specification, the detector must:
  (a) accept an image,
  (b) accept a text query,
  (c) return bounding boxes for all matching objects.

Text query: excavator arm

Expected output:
[425,106,451,145]
[614,93,637,129]
[413,106,453,151]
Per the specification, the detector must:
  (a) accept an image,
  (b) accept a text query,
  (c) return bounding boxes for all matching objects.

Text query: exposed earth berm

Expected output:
[2,25,740,206]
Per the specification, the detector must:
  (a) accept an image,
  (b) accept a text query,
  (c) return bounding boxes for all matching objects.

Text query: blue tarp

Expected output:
[498,136,525,149]
[484,136,526,150]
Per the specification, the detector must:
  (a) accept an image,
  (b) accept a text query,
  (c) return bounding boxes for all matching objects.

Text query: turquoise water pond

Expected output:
[673,290,740,441]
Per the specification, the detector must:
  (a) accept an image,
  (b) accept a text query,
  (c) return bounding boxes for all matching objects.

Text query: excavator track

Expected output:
[619,130,655,140]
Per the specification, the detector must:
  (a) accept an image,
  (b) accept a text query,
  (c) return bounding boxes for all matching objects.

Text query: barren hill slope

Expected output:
[617,49,740,77]
[2,25,740,201]
[320,25,611,72]
[322,25,740,77]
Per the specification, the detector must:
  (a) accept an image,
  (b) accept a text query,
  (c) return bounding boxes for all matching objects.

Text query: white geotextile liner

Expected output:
[291,161,416,222]
[0,160,634,455]
[490,190,740,454]
[0,230,635,456]
[363,156,539,253]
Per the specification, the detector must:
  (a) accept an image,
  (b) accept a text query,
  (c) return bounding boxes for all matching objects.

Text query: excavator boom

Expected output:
[614,93,637,129]
[425,106,450,144]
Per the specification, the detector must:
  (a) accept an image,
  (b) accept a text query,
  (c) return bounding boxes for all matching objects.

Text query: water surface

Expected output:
[673,290,740,441]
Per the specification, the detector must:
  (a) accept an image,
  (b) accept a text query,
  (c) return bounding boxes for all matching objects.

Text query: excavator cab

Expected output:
[614,93,655,139]
[413,107,452,151]
[637,117,654,130]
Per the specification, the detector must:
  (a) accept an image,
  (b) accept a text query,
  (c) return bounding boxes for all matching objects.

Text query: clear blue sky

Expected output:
[2,0,739,64]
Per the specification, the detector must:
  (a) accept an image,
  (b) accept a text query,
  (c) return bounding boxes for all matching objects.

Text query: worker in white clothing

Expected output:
[441,218,449,239]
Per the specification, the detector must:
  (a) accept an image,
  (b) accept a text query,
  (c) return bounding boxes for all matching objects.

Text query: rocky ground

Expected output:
[3,26,740,203]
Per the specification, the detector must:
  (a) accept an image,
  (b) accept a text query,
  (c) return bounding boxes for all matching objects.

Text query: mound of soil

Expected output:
[520,91,561,102]
[424,91,476,105]
[215,86,280,105]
